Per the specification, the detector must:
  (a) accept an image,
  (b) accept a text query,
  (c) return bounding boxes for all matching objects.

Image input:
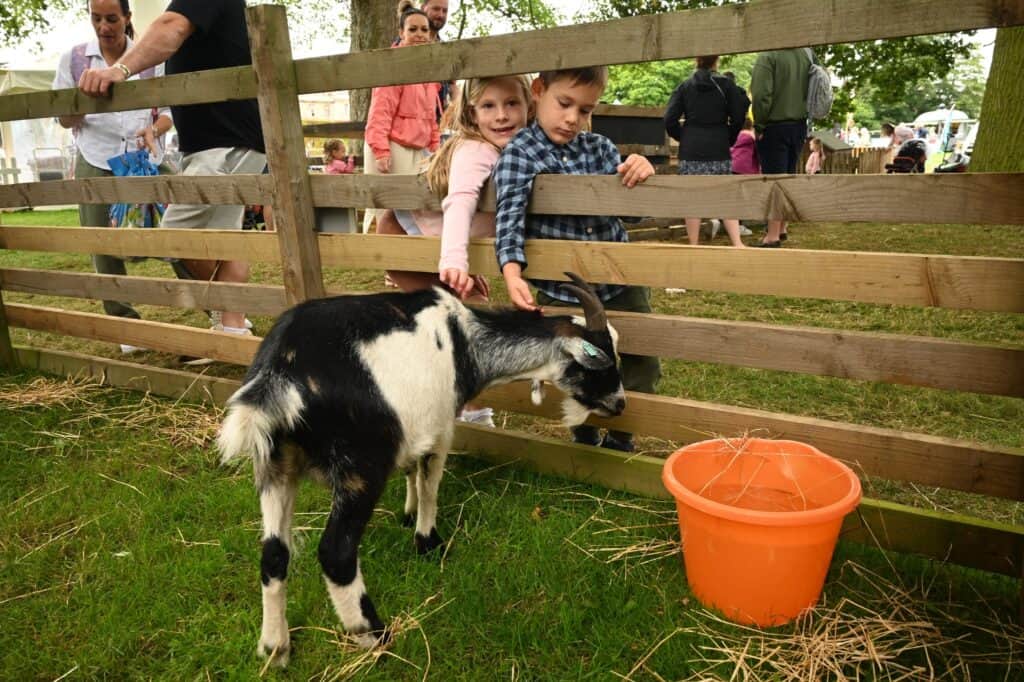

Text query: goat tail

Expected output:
[217,373,305,485]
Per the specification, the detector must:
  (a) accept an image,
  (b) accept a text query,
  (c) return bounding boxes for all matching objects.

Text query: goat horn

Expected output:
[560,271,608,332]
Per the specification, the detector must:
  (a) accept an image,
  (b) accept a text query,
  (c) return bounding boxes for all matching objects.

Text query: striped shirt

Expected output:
[494,122,627,303]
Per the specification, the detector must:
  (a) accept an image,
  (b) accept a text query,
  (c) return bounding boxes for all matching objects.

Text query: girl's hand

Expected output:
[376,156,392,173]
[616,154,655,188]
[472,275,490,300]
[440,267,474,298]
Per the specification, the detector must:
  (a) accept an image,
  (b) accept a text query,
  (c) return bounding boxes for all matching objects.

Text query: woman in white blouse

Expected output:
[53,0,174,347]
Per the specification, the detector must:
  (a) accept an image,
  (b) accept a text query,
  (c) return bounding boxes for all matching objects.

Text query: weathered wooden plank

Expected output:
[293,0,1024,91]
[4,226,1022,312]
[13,345,240,405]
[249,5,325,304]
[0,226,280,262]
[0,289,14,368]
[4,303,260,365]
[0,65,254,121]
[3,173,1022,227]
[477,382,1024,501]
[0,174,271,210]
[317,233,1024,313]
[303,121,366,138]
[594,104,664,118]
[5,267,1019,396]
[9,344,1022,576]
[308,173,1024,225]
[5,0,1024,121]
[0,268,289,316]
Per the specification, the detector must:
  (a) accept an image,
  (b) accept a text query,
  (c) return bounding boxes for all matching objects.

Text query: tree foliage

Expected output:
[1,0,72,48]
[587,0,974,128]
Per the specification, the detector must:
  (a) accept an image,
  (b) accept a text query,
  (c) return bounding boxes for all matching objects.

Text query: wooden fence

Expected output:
[1,0,1023,589]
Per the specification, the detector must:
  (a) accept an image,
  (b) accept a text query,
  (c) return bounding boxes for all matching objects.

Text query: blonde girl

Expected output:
[805,137,826,174]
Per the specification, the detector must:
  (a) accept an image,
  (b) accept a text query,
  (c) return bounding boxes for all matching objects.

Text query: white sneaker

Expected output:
[209,312,253,330]
[119,344,145,355]
[211,323,253,336]
[458,407,495,428]
[738,224,752,236]
[665,288,687,294]
[709,219,722,240]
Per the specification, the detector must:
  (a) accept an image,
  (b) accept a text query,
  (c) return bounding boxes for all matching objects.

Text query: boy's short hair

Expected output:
[538,66,609,91]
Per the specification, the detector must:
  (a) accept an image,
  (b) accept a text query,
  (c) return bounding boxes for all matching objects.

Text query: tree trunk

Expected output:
[970,26,1024,172]
[349,0,398,121]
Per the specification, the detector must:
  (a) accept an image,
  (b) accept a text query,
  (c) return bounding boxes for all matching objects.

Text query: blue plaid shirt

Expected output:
[494,122,627,303]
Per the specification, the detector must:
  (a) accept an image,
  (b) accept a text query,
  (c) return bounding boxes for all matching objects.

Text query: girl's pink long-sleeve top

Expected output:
[365,72,441,160]
[410,139,498,273]
[324,157,355,174]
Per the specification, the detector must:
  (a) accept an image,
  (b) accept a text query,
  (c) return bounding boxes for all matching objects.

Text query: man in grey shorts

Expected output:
[79,0,266,338]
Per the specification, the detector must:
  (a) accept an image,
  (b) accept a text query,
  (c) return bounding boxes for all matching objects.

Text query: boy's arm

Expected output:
[494,145,540,311]
[594,134,653,187]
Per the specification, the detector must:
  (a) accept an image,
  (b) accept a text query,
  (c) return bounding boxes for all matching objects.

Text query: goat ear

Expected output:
[561,337,613,370]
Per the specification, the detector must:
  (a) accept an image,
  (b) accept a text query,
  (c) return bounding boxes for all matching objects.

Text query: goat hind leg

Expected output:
[320,489,389,648]
[414,448,448,555]
[401,466,417,528]
[257,471,297,666]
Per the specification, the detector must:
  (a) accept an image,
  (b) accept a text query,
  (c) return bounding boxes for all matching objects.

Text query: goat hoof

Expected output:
[257,639,291,668]
[415,528,445,555]
[351,626,391,650]
[401,513,415,528]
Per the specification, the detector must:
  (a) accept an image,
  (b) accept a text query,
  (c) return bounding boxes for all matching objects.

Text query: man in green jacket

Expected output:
[751,48,811,246]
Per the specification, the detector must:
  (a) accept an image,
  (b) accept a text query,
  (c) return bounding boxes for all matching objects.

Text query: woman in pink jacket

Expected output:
[362,2,440,231]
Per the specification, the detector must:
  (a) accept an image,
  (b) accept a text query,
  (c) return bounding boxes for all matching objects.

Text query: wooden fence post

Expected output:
[247,4,325,304]
[0,289,16,369]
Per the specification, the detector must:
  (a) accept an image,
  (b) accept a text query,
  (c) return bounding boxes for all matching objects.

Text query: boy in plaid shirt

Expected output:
[494,66,661,453]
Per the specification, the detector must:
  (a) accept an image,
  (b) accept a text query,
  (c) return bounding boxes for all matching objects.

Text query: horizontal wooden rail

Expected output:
[5,303,259,365]
[4,0,1024,121]
[3,268,1022,397]
[5,305,1022,501]
[0,268,289,316]
[4,173,1022,226]
[0,226,279,263]
[12,344,1023,578]
[0,174,271,209]
[318,234,1024,313]
[4,227,1022,312]
[477,382,1024,502]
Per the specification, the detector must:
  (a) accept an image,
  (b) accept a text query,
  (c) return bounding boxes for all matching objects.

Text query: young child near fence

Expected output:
[805,137,826,175]
[323,138,355,174]
[493,66,661,453]
[379,73,534,427]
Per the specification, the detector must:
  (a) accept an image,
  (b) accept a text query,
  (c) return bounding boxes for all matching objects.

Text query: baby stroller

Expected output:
[885,139,927,173]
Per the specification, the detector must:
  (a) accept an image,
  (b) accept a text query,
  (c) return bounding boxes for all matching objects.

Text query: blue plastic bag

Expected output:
[107,149,167,261]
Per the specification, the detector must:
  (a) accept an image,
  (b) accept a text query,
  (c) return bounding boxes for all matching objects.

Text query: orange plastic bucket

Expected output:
[662,438,861,627]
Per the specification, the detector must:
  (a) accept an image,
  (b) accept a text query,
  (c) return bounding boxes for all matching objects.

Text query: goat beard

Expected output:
[560,396,592,428]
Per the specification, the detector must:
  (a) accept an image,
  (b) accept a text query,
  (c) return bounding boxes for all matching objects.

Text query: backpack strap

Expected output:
[804,47,816,64]
[69,43,90,85]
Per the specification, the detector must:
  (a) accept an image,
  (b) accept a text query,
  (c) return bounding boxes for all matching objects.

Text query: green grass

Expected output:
[1,373,1021,680]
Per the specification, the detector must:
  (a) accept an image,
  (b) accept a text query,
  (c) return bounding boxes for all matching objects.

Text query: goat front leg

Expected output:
[257,471,297,667]
[401,465,417,528]
[414,446,449,555]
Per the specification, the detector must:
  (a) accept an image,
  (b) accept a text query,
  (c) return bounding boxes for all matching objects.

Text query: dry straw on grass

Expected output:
[1,375,223,451]
[298,593,452,682]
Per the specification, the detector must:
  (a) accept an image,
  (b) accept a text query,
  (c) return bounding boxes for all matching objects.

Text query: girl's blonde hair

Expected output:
[423,74,533,199]
[322,138,345,164]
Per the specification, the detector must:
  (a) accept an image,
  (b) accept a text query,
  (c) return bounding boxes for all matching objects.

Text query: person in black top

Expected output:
[78,0,266,342]
[664,55,750,247]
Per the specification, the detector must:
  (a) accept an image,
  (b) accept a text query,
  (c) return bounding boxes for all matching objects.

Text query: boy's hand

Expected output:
[617,154,655,188]
[502,263,539,312]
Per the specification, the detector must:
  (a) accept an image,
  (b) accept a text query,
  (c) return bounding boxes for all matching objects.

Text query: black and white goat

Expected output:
[218,273,625,665]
